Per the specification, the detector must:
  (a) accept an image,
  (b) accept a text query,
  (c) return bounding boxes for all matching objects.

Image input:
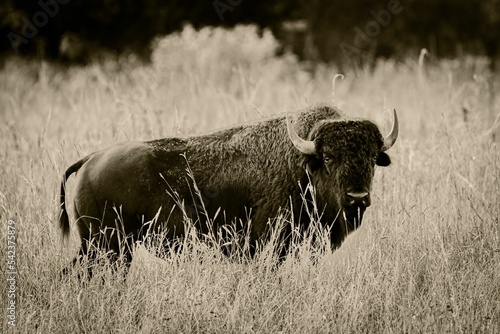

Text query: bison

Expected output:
[59,104,398,273]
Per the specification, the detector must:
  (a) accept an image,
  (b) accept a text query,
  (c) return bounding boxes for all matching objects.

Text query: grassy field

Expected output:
[1,25,499,333]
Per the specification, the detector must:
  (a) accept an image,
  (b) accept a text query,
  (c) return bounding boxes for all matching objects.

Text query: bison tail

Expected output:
[59,154,92,238]
[59,179,71,237]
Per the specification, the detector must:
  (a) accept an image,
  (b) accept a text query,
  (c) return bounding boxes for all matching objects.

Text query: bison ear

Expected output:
[376,152,391,166]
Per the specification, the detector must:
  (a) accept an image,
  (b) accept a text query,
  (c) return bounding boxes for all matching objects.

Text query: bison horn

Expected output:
[381,109,399,151]
[286,113,316,155]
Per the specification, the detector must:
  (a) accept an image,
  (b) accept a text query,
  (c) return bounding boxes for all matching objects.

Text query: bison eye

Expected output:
[323,155,332,163]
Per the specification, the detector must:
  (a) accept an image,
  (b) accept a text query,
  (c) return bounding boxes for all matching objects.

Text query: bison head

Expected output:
[287,110,398,232]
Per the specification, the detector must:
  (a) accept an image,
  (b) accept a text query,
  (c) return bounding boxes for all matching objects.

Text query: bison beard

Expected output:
[59,104,398,276]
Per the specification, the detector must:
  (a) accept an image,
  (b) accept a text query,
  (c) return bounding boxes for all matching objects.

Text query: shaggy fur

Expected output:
[59,104,393,270]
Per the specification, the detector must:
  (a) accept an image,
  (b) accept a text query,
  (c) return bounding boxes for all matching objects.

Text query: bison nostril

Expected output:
[346,192,370,206]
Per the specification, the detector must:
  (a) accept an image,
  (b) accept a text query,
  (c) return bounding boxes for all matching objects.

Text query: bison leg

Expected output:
[62,206,136,280]
[62,232,134,280]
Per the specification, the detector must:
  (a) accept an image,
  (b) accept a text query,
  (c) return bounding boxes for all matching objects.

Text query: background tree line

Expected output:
[1,0,499,68]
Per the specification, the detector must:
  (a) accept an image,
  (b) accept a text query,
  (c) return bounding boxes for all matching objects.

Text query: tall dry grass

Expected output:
[1,25,499,333]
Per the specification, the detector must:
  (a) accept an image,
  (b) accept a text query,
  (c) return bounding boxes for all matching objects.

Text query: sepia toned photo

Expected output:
[1,1,499,333]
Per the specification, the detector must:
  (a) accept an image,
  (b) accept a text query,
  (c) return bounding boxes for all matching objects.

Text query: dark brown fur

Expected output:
[59,104,393,272]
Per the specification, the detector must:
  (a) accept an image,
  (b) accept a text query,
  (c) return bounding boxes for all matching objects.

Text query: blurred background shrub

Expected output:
[1,0,499,69]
